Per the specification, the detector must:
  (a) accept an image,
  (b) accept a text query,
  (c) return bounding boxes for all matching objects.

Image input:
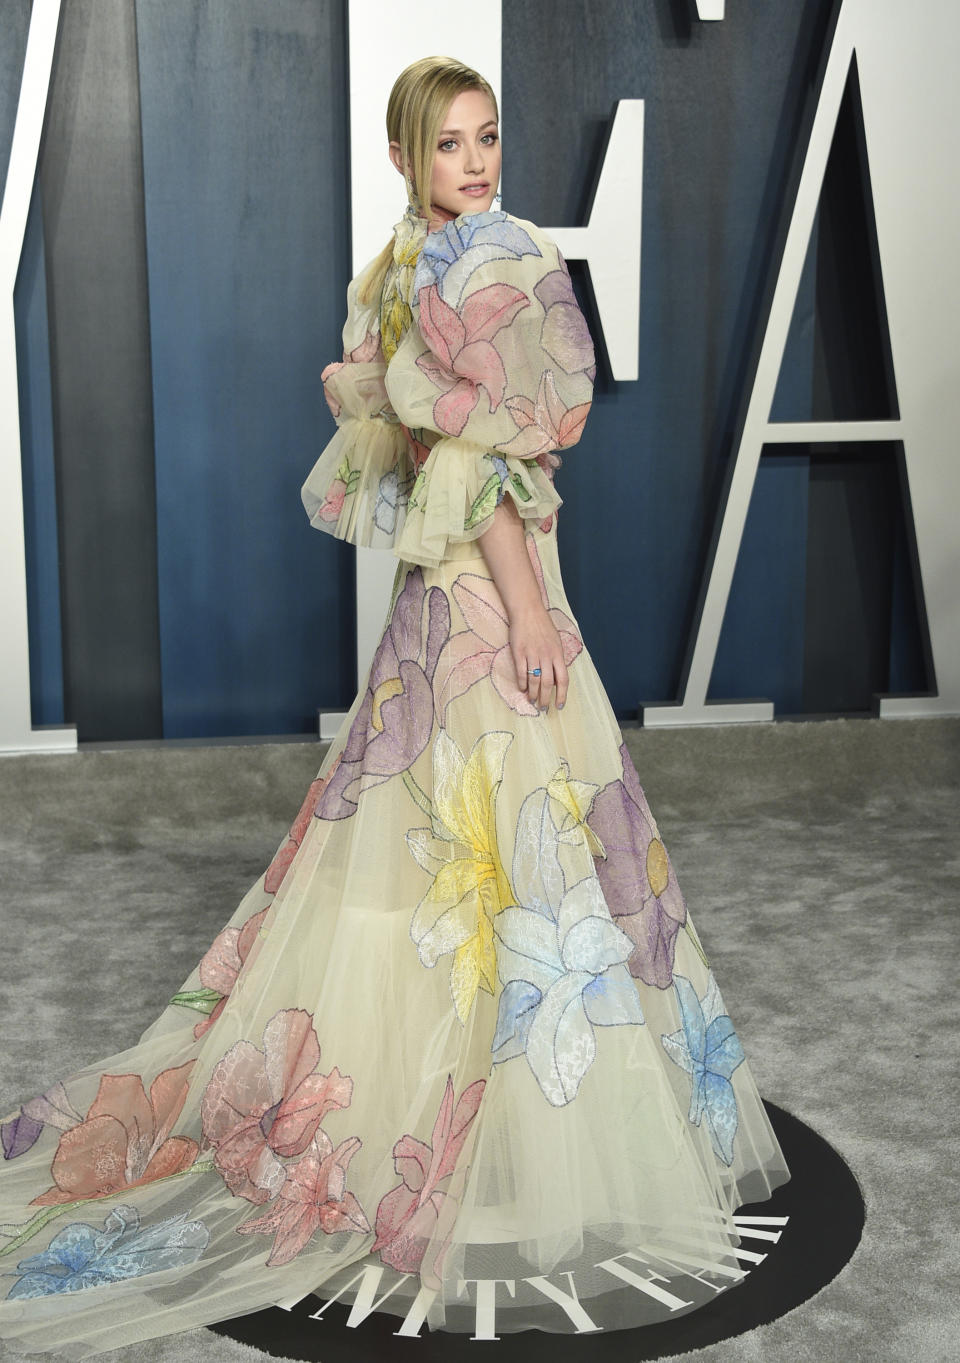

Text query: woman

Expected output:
[0,56,789,1355]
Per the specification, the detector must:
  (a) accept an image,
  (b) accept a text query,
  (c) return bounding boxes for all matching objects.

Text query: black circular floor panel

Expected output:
[209,1101,864,1361]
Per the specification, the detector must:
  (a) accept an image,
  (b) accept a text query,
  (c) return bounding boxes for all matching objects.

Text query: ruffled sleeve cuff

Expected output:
[301,416,412,550]
[393,436,562,569]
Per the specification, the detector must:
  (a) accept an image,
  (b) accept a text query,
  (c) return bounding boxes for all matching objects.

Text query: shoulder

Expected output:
[413,210,564,308]
[499,211,562,255]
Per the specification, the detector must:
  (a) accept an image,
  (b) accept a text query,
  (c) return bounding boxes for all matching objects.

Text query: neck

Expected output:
[426,202,458,232]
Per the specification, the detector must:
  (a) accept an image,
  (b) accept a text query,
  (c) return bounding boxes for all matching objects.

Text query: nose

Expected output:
[464,143,485,175]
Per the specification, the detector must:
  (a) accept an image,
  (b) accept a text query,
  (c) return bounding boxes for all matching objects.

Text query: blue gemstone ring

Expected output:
[528,667,542,676]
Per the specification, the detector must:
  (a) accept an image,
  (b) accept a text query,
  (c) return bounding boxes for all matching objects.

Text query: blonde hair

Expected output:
[356,56,499,307]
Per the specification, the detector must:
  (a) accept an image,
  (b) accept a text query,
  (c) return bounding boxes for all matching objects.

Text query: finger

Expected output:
[554,657,569,709]
[527,662,544,704]
[537,662,555,711]
[513,647,529,692]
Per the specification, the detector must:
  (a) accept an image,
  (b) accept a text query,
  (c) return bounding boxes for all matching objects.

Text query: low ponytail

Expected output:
[356,239,396,308]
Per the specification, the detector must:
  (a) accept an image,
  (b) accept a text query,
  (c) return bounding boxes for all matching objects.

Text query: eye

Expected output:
[482,133,499,145]
[438,139,457,152]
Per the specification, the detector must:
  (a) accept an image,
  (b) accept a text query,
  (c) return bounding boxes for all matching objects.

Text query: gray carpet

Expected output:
[0,716,957,1363]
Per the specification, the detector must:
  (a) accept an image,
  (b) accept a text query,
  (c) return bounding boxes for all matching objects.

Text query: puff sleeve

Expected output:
[300,272,413,549]
[384,211,596,568]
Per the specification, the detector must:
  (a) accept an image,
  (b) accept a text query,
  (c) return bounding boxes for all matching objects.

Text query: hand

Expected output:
[509,604,569,712]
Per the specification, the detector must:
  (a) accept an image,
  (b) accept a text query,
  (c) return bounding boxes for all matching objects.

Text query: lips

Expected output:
[460,182,488,190]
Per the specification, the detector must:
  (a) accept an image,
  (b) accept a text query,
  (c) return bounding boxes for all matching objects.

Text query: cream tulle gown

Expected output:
[0,206,789,1356]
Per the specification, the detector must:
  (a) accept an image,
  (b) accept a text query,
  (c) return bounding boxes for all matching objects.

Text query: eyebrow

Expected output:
[438,120,498,136]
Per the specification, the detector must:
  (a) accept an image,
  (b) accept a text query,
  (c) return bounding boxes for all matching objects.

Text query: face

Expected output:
[429,89,501,224]
[391,87,501,229]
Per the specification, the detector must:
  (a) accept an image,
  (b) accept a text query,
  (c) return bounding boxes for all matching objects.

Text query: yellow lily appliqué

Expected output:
[545,764,605,858]
[406,730,514,1023]
[380,236,421,364]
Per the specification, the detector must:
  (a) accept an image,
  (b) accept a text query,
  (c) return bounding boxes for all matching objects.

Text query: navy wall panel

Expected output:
[15,186,64,726]
[709,453,809,714]
[135,0,355,737]
[3,0,928,735]
[39,0,164,741]
[803,449,897,712]
[503,0,833,713]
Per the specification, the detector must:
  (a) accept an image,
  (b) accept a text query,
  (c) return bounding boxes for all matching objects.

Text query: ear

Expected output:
[387,141,407,178]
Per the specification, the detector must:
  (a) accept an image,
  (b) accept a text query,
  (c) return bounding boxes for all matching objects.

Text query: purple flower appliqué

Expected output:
[316,567,450,820]
[1,1082,82,1162]
[586,743,687,989]
[534,266,596,376]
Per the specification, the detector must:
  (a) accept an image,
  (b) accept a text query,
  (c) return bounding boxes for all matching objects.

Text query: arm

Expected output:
[302,273,412,546]
[478,498,568,711]
[384,215,595,571]
[383,212,595,703]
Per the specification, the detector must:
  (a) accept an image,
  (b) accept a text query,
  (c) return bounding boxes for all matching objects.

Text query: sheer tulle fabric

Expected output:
[300,207,592,564]
[0,526,788,1356]
[392,434,561,568]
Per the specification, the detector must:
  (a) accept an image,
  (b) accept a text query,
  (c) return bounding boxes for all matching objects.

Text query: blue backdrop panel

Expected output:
[39,0,164,742]
[504,0,832,715]
[772,202,819,424]
[709,453,809,714]
[15,185,64,727]
[802,447,897,713]
[136,0,354,738]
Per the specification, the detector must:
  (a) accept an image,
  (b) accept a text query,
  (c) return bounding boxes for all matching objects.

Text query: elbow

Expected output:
[557,398,592,449]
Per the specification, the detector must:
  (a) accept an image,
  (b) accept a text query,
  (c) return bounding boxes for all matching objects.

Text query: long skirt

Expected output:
[0,521,789,1356]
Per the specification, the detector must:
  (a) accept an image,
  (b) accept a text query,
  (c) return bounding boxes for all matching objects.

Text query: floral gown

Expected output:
[0,207,789,1356]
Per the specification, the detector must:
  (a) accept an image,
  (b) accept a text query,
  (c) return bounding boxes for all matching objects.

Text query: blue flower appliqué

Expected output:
[488,455,510,507]
[661,973,746,1166]
[5,1203,209,1299]
[414,211,542,308]
[374,466,414,535]
[493,783,644,1107]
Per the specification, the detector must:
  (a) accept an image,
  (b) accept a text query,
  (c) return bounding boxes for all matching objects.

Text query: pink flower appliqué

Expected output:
[187,760,342,1041]
[321,328,383,419]
[316,478,346,523]
[401,423,432,474]
[501,369,592,457]
[191,907,270,1041]
[263,758,342,896]
[30,1062,198,1206]
[200,1009,353,1205]
[371,1075,485,1287]
[235,1128,370,1266]
[432,535,583,719]
[416,282,530,437]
